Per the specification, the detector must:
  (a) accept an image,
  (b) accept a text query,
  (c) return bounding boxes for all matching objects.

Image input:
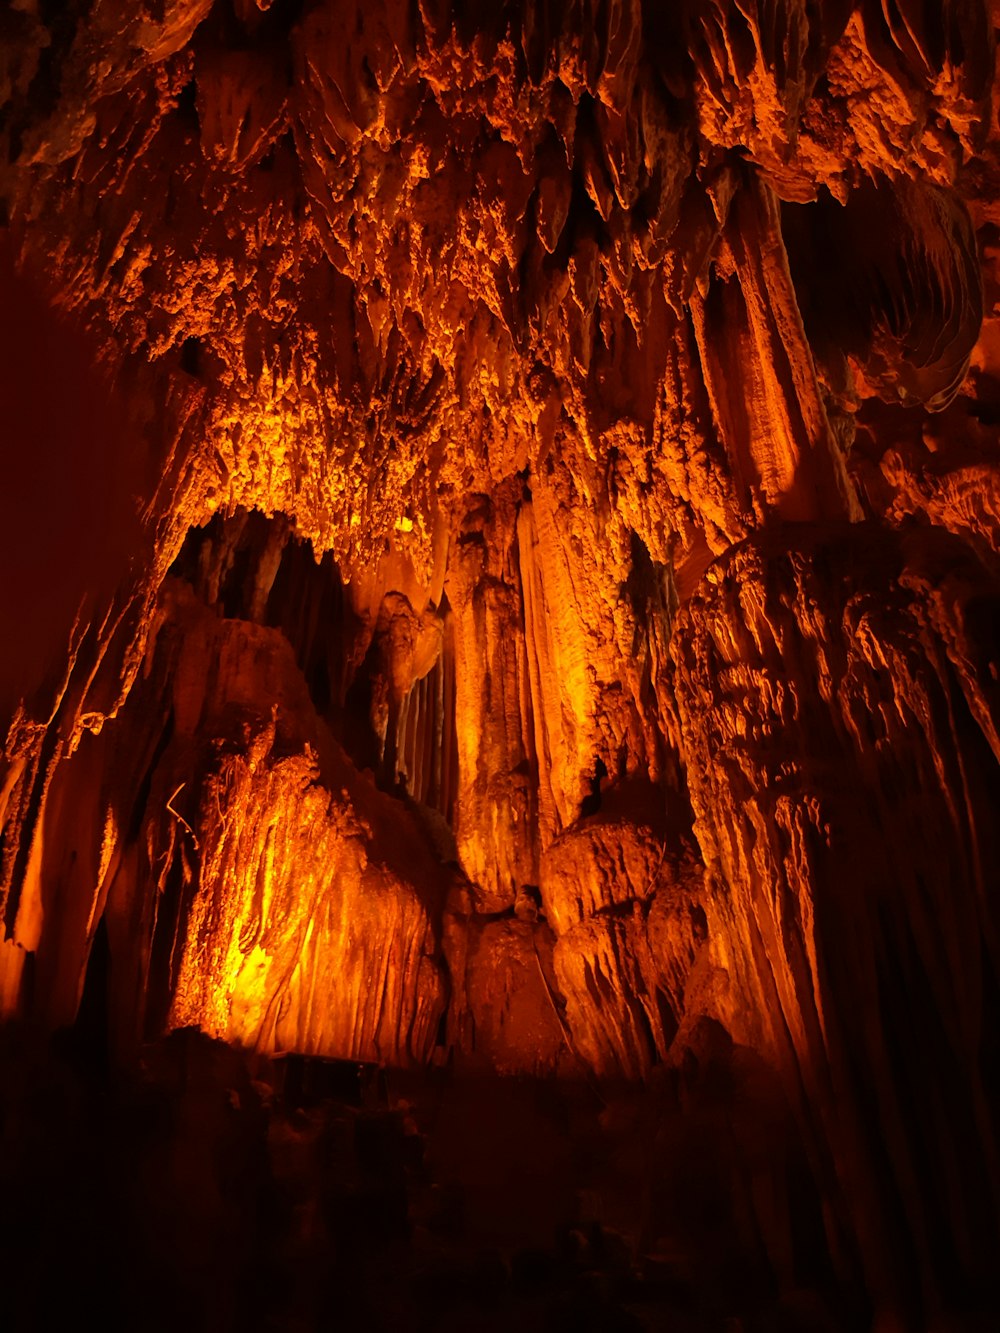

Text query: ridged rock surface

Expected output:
[1,1,999,1324]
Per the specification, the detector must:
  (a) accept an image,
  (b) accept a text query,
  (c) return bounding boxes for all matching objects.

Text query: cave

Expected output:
[1,2,999,1330]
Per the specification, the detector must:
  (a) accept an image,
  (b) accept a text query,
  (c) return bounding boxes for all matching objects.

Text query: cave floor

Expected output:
[0,1028,848,1333]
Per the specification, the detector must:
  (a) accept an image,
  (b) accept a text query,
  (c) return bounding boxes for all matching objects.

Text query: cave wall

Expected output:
[2,1,1000,1322]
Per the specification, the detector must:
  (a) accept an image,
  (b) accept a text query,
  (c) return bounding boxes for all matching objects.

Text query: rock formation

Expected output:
[1,1,999,1325]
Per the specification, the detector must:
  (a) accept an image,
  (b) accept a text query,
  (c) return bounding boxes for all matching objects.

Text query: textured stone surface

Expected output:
[672,522,1000,1308]
[1,2,1000,1323]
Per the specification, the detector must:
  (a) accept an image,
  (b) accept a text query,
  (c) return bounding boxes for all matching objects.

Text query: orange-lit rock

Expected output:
[445,891,570,1076]
[672,522,1000,1306]
[1,2,999,1324]
[169,728,444,1063]
[542,806,705,1079]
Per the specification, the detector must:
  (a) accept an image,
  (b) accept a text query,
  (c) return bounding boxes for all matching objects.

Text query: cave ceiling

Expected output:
[2,0,995,577]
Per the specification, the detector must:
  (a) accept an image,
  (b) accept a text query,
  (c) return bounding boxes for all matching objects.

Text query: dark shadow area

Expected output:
[0,236,146,721]
[0,1027,859,1333]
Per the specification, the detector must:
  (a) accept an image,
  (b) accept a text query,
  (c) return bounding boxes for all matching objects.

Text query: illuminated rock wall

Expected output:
[1,1,999,1320]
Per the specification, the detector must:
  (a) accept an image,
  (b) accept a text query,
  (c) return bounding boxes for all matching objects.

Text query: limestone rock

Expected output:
[1,3,999,1321]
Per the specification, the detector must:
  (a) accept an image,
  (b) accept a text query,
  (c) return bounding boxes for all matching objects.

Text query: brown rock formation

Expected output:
[1,1,999,1325]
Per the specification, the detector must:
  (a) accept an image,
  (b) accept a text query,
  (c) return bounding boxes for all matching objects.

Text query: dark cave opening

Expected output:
[168,508,459,826]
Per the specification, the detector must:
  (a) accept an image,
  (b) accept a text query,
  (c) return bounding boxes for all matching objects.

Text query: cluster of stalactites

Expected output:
[0,1,989,577]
